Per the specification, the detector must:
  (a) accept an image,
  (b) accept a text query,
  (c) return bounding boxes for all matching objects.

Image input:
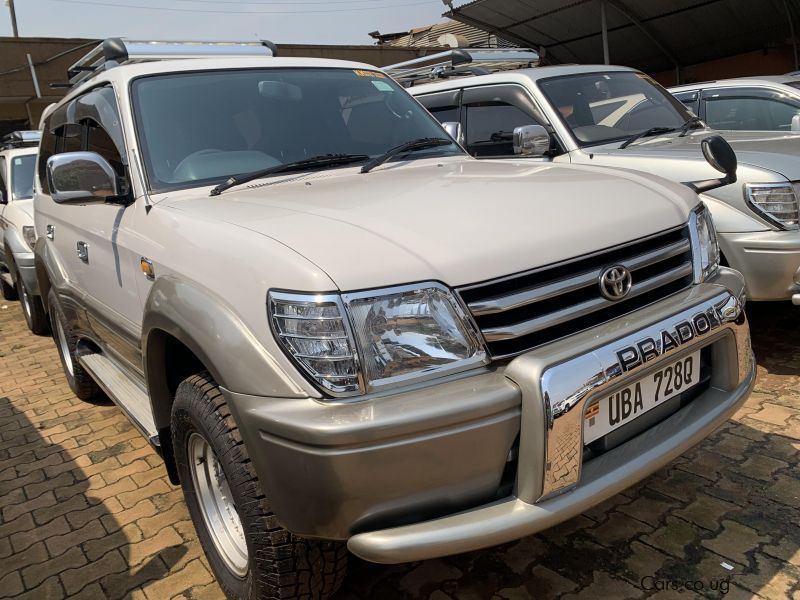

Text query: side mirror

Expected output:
[683,135,737,194]
[792,113,800,132]
[46,152,121,204]
[513,124,551,157]
[441,121,463,145]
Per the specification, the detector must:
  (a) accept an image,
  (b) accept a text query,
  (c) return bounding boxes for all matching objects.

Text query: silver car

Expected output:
[405,62,800,305]
[670,76,800,133]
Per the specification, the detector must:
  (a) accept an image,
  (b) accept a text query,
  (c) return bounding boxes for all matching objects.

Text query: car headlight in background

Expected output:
[745,183,799,230]
[692,203,720,282]
[269,283,487,397]
[22,226,36,251]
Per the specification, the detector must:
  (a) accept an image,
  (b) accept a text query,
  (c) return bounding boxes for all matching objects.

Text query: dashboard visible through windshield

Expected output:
[131,67,462,192]
[538,71,693,147]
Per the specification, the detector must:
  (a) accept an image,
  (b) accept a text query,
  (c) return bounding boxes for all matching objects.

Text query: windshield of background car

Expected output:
[538,71,692,147]
[131,68,462,192]
[11,154,36,200]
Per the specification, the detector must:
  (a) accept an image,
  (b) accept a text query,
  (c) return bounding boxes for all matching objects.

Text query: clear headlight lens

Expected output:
[269,283,486,397]
[344,284,485,391]
[692,203,720,282]
[269,292,361,394]
[745,183,799,230]
[22,226,36,251]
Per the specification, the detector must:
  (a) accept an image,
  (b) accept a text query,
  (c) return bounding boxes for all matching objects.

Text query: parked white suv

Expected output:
[0,130,49,333]
[34,39,754,599]
[402,56,800,306]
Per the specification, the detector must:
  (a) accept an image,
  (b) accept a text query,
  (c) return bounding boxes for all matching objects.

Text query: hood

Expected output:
[162,158,696,291]
[588,129,800,180]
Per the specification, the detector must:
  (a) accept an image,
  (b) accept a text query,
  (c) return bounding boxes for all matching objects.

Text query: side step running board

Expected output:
[78,353,160,448]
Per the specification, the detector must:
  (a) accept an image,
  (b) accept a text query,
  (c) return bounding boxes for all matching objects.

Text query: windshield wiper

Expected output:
[677,116,704,137]
[209,153,369,196]
[619,126,676,149]
[360,137,454,174]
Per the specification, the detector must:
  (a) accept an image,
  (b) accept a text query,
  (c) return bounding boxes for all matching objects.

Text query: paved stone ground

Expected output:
[0,298,797,599]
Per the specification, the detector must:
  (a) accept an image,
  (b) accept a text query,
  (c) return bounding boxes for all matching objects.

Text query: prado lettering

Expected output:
[616,306,724,373]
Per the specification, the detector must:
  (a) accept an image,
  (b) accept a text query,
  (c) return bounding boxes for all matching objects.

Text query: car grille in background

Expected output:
[458,224,694,359]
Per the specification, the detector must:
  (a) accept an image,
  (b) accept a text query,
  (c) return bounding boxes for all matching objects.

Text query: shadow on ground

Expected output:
[0,387,188,598]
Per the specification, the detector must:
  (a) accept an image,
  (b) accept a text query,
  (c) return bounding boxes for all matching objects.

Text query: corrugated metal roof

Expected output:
[447,0,799,73]
[381,19,516,48]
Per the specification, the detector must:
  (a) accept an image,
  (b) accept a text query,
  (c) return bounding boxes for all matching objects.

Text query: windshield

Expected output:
[131,68,462,192]
[11,154,36,200]
[538,71,693,147]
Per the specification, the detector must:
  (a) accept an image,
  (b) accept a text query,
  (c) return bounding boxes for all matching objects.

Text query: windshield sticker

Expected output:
[13,158,23,166]
[353,69,386,79]
[371,80,393,92]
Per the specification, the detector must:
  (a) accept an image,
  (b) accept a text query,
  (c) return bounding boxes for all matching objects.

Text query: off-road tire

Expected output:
[48,289,102,401]
[0,270,17,301]
[18,270,49,335]
[172,372,348,600]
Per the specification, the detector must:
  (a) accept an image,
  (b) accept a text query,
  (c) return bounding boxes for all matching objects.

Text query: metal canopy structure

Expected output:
[446,0,800,81]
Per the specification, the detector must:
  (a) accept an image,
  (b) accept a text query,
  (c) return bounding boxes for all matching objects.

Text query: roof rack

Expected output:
[384,48,539,87]
[1,130,41,150]
[66,38,278,89]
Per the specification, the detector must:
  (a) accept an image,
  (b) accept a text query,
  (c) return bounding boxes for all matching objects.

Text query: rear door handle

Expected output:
[46,224,55,240]
[76,241,89,263]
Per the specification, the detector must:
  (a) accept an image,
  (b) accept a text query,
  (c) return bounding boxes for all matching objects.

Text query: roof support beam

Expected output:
[605,0,681,73]
[600,0,610,64]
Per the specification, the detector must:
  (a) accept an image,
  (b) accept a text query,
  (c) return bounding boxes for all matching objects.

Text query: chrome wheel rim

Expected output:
[188,433,248,577]
[54,314,74,377]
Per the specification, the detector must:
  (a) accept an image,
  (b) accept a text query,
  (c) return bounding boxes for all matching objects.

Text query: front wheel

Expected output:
[17,271,49,335]
[172,373,347,600]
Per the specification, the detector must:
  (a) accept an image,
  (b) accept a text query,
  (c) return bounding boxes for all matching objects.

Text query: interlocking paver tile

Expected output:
[1,284,798,600]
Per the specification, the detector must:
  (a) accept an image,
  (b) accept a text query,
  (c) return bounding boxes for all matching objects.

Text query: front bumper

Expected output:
[719,229,800,302]
[14,251,38,295]
[226,269,753,559]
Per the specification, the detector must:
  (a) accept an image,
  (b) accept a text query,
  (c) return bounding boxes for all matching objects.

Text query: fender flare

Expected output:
[142,276,306,431]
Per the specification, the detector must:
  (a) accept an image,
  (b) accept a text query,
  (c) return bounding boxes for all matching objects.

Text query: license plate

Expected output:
[584,351,701,444]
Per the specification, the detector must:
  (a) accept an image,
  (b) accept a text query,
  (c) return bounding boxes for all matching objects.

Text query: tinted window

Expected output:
[538,71,690,146]
[673,91,699,115]
[87,122,125,177]
[465,102,537,156]
[60,123,84,153]
[704,94,800,131]
[11,154,36,200]
[0,157,7,201]
[38,121,57,194]
[131,68,462,192]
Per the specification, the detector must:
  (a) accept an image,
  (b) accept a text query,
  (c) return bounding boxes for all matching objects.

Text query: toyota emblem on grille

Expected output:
[599,265,633,301]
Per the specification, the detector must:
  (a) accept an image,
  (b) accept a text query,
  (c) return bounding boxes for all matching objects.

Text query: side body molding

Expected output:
[142,276,306,431]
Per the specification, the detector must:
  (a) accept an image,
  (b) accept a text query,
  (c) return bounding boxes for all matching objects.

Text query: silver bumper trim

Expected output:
[347,362,754,564]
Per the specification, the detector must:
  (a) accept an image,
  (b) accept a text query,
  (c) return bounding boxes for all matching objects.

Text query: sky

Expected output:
[0,0,451,44]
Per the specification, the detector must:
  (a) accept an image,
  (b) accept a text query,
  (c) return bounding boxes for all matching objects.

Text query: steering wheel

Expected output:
[173,149,224,176]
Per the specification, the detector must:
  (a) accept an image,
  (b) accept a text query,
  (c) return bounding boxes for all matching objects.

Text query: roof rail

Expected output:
[384,48,538,87]
[1,130,41,150]
[66,38,278,89]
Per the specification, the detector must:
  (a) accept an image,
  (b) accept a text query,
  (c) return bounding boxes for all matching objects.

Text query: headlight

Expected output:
[691,203,720,282]
[745,183,799,230]
[22,226,36,251]
[269,283,487,397]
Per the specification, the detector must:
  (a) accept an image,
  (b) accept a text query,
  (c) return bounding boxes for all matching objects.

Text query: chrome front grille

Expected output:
[458,225,694,359]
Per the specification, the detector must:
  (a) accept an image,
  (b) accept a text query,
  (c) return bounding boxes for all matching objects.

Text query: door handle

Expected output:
[46,224,55,240]
[76,241,89,263]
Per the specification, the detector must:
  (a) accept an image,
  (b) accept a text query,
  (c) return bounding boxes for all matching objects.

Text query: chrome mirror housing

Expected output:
[46,151,121,204]
[441,121,463,145]
[513,124,550,157]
